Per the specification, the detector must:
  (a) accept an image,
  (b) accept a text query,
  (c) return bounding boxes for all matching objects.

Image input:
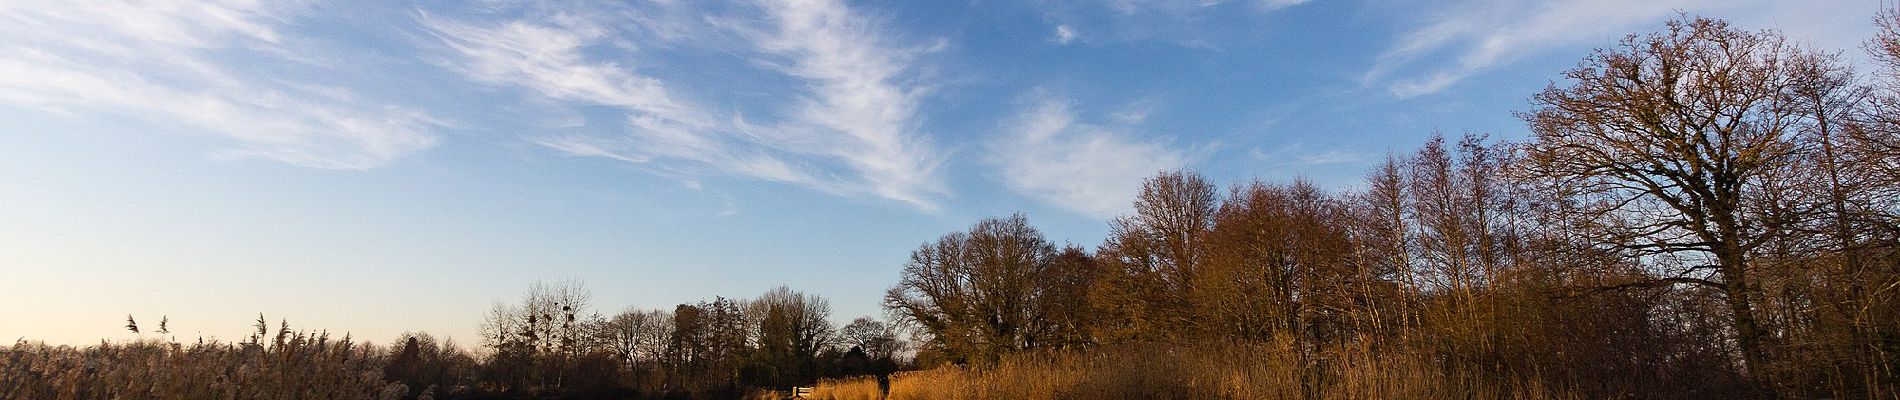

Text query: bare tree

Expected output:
[749,286,834,388]
[603,307,672,378]
[839,317,903,361]
[1093,171,1219,341]
[1521,16,1826,383]
[1351,155,1417,341]
[1037,245,1100,348]
[1196,180,1359,354]
[884,214,1057,363]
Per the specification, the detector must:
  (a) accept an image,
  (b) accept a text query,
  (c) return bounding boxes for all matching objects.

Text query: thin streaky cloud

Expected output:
[1043,0,1311,48]
[418,12,705,120]
[744,0,947,209]
[1257,0,1313,11]
[1368,0,1718,98]
[416,11,737,169]
[1298,149,1363,165]
[0,1,443,169]
[1359,0,1874,98]
[424,0,946,209]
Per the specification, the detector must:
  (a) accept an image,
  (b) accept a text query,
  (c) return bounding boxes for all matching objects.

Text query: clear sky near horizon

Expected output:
[0,0,1884,347]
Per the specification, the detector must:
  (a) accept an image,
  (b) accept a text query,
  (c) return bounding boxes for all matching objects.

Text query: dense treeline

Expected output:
[883,15,1900,399]
[469,283,903,398]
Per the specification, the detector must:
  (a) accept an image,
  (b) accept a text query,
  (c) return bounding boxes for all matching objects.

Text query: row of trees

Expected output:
[887,15,1900,398]
[470,282,906,398]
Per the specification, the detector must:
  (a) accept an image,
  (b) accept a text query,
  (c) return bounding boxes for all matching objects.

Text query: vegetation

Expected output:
[3,322,403,399]
[3,283,905,399]
[812,340,1586,400]
[459,282,906,398]
[6,12,1900,400]
[878,14,1900,400]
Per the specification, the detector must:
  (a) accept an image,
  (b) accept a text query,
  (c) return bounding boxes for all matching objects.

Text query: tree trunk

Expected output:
[1717,244,1771,396]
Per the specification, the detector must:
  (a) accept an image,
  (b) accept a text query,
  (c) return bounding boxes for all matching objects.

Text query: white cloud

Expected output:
[417,12,734,169]
[421,14,700,118]
[1054,24,1080,44]
[1107,0,1226,16]
[0,1,443,169]
[1104,0,1315,14]
[1367,0,1690,98]
[1297,149,1362,165]
[1107,97,1158,125]
[1047,0,1309,47]
[992,93,1190,218]
[744,0,947,209]
[1257,0,1311,11]
[424,0,945,209]
[1247,143,1363,167]
[1366,0,1880,98]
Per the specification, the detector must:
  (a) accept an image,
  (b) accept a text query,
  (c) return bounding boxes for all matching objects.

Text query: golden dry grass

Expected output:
[1,336,400,400]
[812,338,1582,400]
[804,376,886,400]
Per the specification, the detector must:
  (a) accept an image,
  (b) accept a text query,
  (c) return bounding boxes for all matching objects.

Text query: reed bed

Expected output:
[1,335,402,400]
[813,338,1582,400]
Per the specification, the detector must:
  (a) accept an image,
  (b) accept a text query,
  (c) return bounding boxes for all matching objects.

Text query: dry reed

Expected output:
[812,338,1585,400]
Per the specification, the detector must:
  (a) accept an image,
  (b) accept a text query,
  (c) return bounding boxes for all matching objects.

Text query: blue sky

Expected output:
[0,0,1883,346]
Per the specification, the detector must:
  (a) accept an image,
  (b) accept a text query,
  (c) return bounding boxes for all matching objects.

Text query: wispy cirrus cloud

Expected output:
[1043,0,1314,47]
[422,0,944,209]
[1246,144,1363,166]
[992,92,1191,218]
[1105,0,1293,15]
[417,11,730,168]
[0,1,443,169]
[1362,0,1876,98]
[1256,0,1312,10]
[1365,0,1700,98]
[741,0,946,208]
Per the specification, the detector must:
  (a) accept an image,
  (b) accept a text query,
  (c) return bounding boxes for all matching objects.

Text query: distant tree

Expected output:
[473,281,602,396]
[480,337,536,395]
[666,302,707,390]
[1350,155,1417,340]
[667,297,748,394]
[1409,135,1500,297]
[746,286,834,389]
[1093,171,1219,341]
[1196,180,1356,346]
[602,307,671,382]
[1038,246,1100,348]
[384,331,476,399]
[517,281,595,357]
[1868,7,1900,159]
[885,214,1059,363]
[838,317,902,362]
[1404,134,1520,362]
